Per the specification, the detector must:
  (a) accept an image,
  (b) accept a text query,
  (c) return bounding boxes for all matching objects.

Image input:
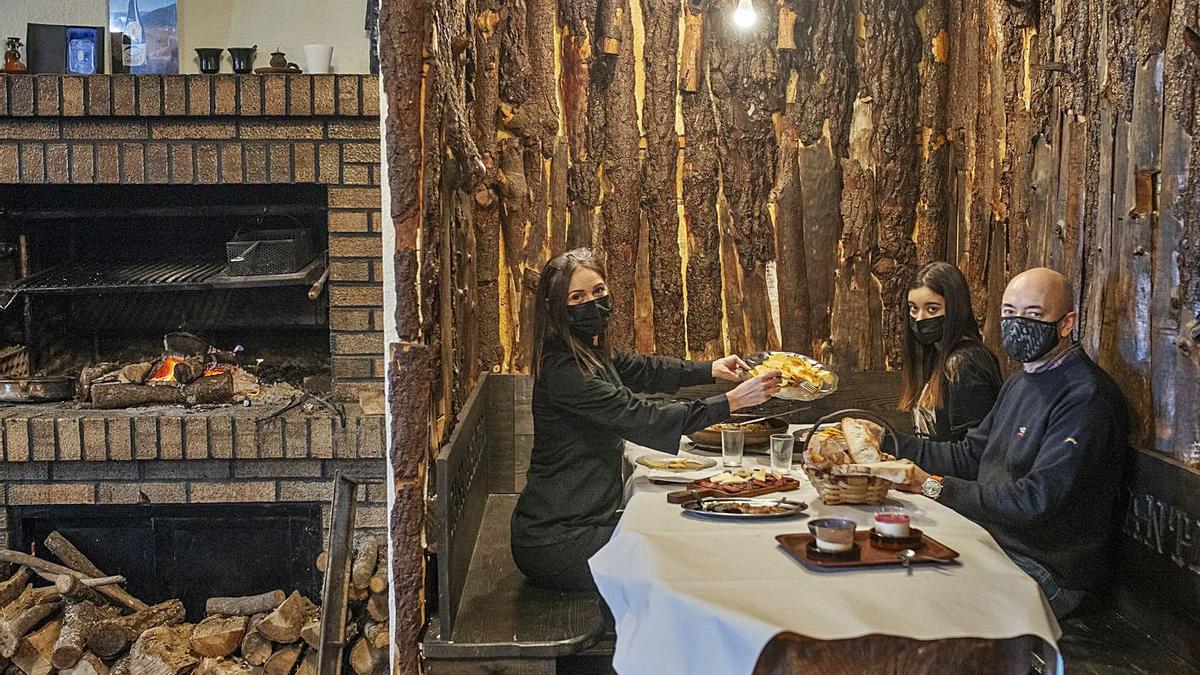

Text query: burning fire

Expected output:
[148,357,228,383]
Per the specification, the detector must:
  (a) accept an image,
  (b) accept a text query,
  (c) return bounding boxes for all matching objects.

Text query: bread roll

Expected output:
[803,427,852,470]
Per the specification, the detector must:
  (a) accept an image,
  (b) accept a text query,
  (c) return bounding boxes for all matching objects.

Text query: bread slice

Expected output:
[802,427,852,470]
[830,459,915,483]
[841,417,884,464]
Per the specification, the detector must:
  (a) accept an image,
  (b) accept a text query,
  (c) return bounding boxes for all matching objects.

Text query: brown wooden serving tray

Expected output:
[775,529,960,570]
[666,476,801,504]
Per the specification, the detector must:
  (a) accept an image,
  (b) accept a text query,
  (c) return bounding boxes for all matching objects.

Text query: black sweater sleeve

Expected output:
[943,346,1002,434]
[544,356,729,453]
[896,412,992,480]
[611,351,715,394]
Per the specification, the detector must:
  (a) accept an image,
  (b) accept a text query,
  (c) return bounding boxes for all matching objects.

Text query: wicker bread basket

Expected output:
[800,409,899,506]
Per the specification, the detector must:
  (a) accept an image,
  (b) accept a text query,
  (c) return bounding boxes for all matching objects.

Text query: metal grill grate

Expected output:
[6,258,323,295]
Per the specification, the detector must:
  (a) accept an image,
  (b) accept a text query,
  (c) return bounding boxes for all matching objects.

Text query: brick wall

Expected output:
[0,73,384,402]
[0,457,386,549]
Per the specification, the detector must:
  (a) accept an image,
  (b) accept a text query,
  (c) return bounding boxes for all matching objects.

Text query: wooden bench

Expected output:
[421,373,608,674]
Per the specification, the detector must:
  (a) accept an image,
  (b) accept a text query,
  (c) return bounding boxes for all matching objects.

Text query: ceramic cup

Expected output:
[303,44,334,74]
[195,48,223,74]
[228,45,257,74]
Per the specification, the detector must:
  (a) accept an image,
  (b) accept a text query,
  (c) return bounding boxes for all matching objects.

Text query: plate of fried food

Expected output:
[635,455,719,472]
[746,351,837,401]
[681,496,808,520]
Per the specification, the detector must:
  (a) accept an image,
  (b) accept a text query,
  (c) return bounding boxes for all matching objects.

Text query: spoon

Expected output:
[898,548,917,575]
[688,489,713,511]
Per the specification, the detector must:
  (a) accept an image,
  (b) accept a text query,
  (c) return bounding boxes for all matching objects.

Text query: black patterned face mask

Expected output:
[1000,315,1062,363]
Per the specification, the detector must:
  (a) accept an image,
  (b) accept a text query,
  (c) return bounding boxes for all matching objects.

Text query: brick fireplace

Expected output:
[0,73,386,550]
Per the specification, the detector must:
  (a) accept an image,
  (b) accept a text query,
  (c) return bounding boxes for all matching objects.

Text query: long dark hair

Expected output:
[899,262,984,411]
[531,248,611,379]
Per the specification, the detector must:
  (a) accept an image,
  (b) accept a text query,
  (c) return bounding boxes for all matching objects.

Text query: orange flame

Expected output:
[149,357,185,383]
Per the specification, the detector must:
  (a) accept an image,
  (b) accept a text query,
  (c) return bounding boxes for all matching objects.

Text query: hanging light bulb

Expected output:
[732,0,757,28]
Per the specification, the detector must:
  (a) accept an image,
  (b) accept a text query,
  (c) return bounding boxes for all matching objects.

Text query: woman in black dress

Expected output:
[899,262,1003,442]
[511,249,782,591]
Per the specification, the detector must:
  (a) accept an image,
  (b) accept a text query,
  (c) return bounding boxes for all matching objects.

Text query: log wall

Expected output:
[379,0,1200,663]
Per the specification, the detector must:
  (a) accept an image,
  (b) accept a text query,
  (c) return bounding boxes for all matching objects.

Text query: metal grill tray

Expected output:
[6,257,324,294]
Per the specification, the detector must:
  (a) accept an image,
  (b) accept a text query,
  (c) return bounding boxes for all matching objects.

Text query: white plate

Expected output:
[635,455,718,472]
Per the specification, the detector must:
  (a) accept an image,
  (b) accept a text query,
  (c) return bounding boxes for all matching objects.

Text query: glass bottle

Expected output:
[123,0,147,69]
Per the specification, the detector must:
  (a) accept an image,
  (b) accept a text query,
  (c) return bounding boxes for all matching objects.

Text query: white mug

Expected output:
[303,44,334,74]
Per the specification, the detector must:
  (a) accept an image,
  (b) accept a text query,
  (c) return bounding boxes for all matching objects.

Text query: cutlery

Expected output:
[732,407,809,427]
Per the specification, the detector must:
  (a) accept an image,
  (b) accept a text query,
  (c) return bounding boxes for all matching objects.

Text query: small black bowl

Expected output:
[195,48,223,74]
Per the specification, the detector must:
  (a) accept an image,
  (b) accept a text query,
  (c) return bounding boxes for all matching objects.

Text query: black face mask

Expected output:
[910,315,944,345]
[1000,315,1063,363]
[566,295,611,340]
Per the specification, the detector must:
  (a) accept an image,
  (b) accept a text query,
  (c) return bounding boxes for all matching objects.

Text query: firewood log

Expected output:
[350,536,378,591]
[0,587,47,625]
[127,625,197,675]
[239,614,272,667]
[364,621,389,649]
[0,570,29,611]
[256,592,317,644]
[190,616,247,658]
[368,543,388,594]
[205,591,285,617]
[262,645,301,675]
[0,550,134,613]
[171,357,206,385]
[314,552,328,574]
[347,586,369,602]
[43,533,147,612]
[182,371,234,406]
[90,383,181,409]
[293,648,318,675]
[52,601,101,669]
[348,636,383,675]
[0,602,59,658]
[88,600,185,659]
[10,619,58,675]
[55,651,108,675]
[366,592,387,623]
[194,657,260,675]
[118,363,154,385]
[299,618,320,650]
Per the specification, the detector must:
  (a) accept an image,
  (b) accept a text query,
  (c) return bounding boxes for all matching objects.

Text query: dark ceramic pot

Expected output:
[228,45,257,74]
[195,48,223,74]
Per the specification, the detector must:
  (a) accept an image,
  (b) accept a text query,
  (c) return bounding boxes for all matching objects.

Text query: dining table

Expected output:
[588,426,1064,675]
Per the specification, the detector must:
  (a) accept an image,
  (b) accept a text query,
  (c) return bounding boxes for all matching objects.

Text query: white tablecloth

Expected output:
[589,430,1063,675]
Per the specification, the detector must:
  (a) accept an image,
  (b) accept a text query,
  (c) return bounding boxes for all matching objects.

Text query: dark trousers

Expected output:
[512,524,617,592]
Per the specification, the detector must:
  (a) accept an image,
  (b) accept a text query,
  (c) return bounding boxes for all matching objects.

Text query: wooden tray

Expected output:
[667,476,800,504]
[775,529,960,570]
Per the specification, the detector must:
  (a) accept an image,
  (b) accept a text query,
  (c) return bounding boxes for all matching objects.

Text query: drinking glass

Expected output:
[721,428,744,467]
[769,434,795,474]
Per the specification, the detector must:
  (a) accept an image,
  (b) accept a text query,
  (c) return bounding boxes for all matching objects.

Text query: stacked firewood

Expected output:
[315,533,389,675]
[0,531,359,675]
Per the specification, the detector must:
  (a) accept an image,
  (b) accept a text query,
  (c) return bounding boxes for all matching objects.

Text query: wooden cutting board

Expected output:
[666,476,801,504]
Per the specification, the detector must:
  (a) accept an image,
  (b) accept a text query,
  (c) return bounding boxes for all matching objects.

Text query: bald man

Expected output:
[896,268,1128,618]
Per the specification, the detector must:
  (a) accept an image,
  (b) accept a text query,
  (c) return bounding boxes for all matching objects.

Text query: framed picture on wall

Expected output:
[66,27,100,74]
[109,0,178,74]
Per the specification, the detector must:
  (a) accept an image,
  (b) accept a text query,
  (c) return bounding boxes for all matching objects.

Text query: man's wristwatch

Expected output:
[921,475,943,500]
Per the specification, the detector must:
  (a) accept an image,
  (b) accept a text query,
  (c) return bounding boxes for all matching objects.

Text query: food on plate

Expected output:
[640,457,709,471]
[706,501,792,515]
[748,353,834,391]
[801,417,915,484]
[695,468,786,493]
[706,421,773,433]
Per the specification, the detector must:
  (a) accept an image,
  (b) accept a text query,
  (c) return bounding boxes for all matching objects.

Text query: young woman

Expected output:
[511,249,781,591]
[899,262,1003,442]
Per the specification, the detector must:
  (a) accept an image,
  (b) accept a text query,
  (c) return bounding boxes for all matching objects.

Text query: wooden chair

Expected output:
[421,374,607,674]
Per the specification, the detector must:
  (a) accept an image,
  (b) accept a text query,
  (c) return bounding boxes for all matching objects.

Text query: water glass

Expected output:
[769,434,795,474]
[721,428,744,467]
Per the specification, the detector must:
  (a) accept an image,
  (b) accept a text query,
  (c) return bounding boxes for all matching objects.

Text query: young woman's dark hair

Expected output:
[898,262,983,412]
[531,248,610,378]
